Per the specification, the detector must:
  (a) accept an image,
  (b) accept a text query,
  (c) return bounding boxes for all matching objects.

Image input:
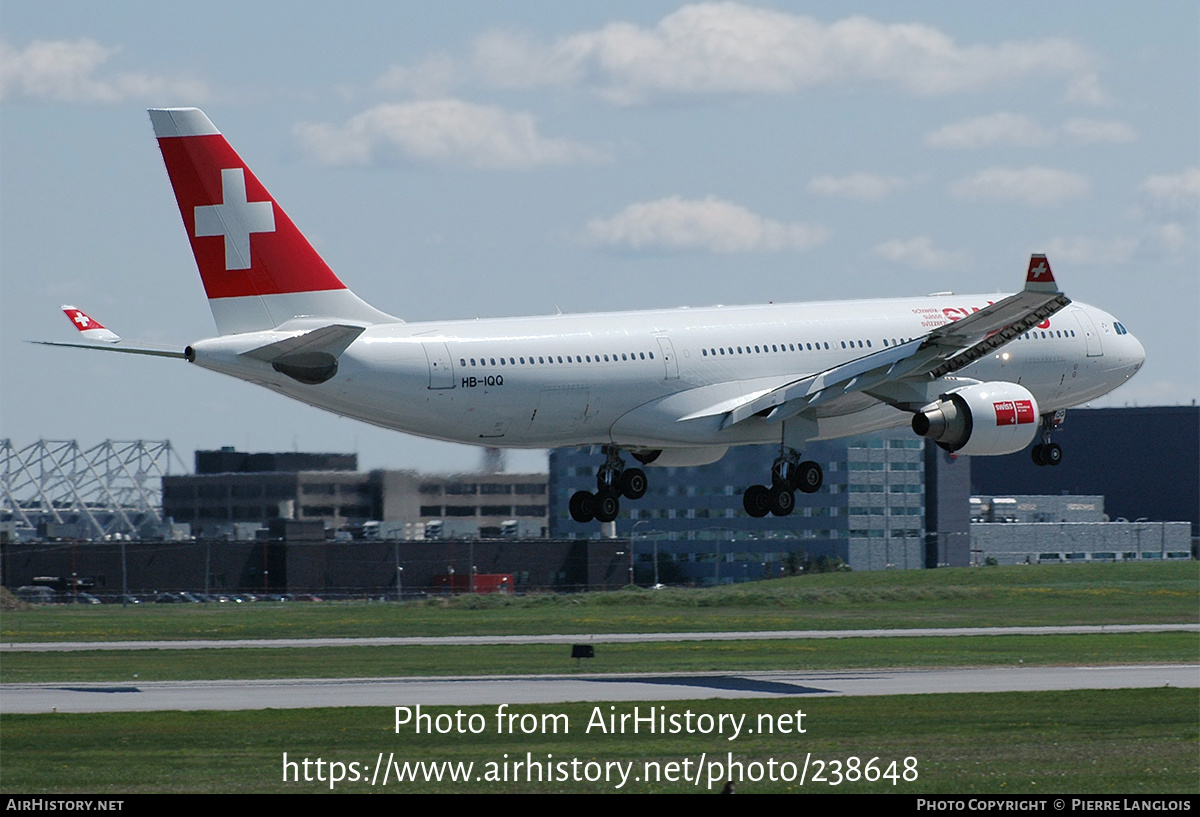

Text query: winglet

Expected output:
[62,306,120,343]
[1023,254,1060,294]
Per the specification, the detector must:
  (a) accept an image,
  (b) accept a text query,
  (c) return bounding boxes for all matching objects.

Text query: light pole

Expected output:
[631,520,648,587]
[393,541,402,601]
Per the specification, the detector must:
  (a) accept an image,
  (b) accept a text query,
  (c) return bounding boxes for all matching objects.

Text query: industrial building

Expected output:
[161,448,549,540]
[0,527,627,598]
[968,494,1191,565]
[1,439,184,541]
[970,406,1199,537]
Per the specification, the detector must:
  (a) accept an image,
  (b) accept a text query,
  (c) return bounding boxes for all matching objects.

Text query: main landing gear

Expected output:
[568,446,648,523]
[1030,410,1067,467]
[742,449,823,518]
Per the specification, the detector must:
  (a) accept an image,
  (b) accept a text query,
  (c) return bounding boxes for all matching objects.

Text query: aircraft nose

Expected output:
[1123,331,1146,379]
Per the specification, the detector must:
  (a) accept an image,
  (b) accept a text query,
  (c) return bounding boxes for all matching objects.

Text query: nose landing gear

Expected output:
[1030,410,1067,467]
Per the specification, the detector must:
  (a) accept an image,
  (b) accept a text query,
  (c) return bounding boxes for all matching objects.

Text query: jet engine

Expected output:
[911,383,1039,455]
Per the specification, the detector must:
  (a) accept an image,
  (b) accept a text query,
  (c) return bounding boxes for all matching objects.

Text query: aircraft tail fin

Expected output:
[149,108,399,335]
[61,306,120,343]
[1023,253,1061,295]
[35,305,188,359]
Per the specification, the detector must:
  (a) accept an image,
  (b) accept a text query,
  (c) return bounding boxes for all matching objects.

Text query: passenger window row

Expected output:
[700,337,916,357]
[1021,329,1077,340]
[460,351,656,367]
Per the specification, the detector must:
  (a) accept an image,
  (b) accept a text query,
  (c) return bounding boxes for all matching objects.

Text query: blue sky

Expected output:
[2,2,1196,474]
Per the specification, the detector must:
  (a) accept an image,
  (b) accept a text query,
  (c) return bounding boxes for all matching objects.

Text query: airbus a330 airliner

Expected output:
[47,108,1145,524]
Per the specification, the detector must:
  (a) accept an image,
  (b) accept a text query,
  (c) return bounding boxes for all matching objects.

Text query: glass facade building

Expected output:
[550,428,934,580]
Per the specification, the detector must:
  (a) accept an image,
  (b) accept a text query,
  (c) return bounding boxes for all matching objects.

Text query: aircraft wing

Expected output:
[715,255,1071,428]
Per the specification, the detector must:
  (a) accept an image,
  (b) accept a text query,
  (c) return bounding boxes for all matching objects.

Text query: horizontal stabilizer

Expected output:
[238,323,365,385]
[239,324,365,363]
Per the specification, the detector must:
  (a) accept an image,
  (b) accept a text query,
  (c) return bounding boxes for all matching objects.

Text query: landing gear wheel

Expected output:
[793,460,823,494]
[620,468,648,500]
[1031,444,1046,466]
[594,491,620,523]
[1043,442,1062,466]
[768,483,795,517]
[569,490,596,523]
[743,484,770,518]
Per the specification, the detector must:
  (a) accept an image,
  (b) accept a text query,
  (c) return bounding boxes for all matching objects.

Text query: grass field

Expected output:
[3,562,1197,643]
[1,690,1195,793]
[2,561,1197,794]
[2,633,1195,683]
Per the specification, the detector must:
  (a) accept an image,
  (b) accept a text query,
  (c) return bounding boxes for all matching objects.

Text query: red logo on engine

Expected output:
[994,399,1035,426]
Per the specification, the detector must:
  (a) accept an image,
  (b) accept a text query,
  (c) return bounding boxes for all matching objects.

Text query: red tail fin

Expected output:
[149,108,396,334]
[1023,253,1059,294]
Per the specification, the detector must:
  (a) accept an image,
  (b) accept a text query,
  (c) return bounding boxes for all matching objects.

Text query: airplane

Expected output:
[43,107,1146,524]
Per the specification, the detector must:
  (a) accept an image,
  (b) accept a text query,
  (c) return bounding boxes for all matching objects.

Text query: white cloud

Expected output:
[466,5,1103,104]
[807,173,907,201]
[1139,168,1200,209]
[1041,235,1139,265]
[0,38,207,103]
[925,113,1054,149]
[294,100,605,169]
[374,55,460,97]
[873,236,967,271]
[1147,223,1189,255]
[1065,72,1109,106]
[926,113,1136,149]
[586,196,829,253]
[949,166,1089,206]
[1061,118,1137,145]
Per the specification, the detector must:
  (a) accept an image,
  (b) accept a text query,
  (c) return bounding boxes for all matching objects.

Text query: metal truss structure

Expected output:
[1,440,186,539]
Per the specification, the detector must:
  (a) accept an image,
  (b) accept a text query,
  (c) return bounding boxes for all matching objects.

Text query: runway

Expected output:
[4,664,1196,714]
[3,623,1195,652]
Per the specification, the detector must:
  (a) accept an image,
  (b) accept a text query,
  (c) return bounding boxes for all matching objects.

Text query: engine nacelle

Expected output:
[912,382,1039,455]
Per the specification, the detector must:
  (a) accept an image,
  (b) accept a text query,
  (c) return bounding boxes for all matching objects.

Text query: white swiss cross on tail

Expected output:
[194,168,276,270]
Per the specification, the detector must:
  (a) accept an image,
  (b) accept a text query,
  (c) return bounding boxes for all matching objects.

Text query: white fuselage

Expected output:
[189,292,1145,453]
